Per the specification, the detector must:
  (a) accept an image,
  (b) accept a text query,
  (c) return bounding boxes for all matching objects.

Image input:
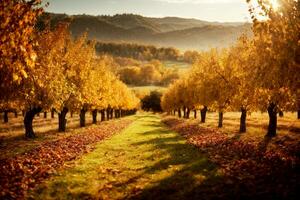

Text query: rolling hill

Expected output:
[43,13,251,50]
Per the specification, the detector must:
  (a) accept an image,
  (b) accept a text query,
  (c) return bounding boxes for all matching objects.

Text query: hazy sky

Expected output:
[44,0,250,22]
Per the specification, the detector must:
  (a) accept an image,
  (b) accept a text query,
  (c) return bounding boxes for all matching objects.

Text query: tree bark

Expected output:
[186,108,190,119]
[58,107,68,132]
[3,111,8,123]
[200,106,208,123]
[92,109,97,124]
[194,110,197,119]
[239,108,247,133]
[51,109,55,118]
[110,109,114,119]
[118,109,121,118]
[218,111,223,128]
[279,111,283,117]
[267,103,277,137]
[44,112,47,118]
[80,108,87,127]
[24,107,42,138]
[106,108,110,120]
[101,109,105,121]
[178,109,182,118]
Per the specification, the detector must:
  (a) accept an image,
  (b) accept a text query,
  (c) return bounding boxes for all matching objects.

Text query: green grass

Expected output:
[29,114,219,200]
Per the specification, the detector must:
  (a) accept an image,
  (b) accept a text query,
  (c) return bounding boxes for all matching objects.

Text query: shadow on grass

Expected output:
[128,115,298,200]
[123,116,226,200]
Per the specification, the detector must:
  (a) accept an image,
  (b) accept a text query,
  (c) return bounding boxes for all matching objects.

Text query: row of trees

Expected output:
[95,42,181,61]
[162,0,299,137]
[0,1,139,138]
[95,41,215,64]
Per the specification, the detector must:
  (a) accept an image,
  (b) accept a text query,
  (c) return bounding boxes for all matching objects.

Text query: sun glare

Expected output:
[269,0,279,11]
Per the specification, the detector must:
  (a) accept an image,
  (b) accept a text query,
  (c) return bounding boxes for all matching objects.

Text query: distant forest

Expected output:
[95,42,180,61]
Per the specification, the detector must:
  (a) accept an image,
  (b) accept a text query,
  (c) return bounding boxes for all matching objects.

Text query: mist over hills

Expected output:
[45,13,251,50]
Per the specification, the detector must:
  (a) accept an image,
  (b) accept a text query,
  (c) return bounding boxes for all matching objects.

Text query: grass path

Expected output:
[30,114,219,200]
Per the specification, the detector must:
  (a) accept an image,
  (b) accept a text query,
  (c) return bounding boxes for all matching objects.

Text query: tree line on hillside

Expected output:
[0,1,139,138]
[161,0,300,137]
[95,42,205,65]
[95,42,181,61]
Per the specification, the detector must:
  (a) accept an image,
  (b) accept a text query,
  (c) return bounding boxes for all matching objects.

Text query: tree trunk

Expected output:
[101,110,105,121]
[24,107,42,138]
[267,103,277,137]
[194,110,197,119]
[118,109,121,118]
[218,111,223,128]
[106,108,110,120]
[110,109,114,119]
[3,111,8,123]
[186,108,190,119]
[58,107,68,132]
[44,112,47,118]
[92,109,97,124]
[200,106,208,123]
[80,108,87,127]
[279,111,283,117]
[51,109,55,118]
[239,108,247,133]
[178,109,182,118]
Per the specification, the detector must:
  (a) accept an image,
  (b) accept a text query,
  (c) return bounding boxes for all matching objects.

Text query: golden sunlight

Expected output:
[269,0,280,10]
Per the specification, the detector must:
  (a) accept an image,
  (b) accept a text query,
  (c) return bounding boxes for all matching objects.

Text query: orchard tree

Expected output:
[247,0,300,136]
[21,24,68,138]
[229,35,258,133]
[0,0,43,99]
[190,51,216,123]
[191,49,238,127]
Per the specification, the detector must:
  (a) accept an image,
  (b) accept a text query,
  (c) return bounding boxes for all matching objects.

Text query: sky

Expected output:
[44,0,251,22]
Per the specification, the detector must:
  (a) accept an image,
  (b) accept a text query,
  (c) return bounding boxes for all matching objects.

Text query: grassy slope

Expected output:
[29,114,219,200]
